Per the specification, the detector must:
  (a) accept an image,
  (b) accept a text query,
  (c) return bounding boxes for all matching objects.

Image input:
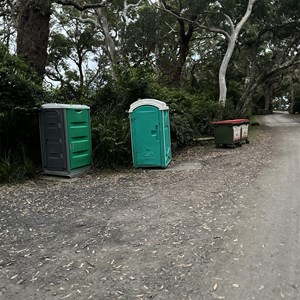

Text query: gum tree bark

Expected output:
[172,17,196,86]
[16,0,108,83]
[289,75,295,114]
[264,80,274,111]
[17,0,52,82]
[218,0,257,106]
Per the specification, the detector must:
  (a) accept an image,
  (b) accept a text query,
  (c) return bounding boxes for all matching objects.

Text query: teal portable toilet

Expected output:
[129,99,171,168]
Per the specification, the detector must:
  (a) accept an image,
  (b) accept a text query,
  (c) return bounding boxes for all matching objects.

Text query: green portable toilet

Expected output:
[39,103,92,177]
[129,99,171,168]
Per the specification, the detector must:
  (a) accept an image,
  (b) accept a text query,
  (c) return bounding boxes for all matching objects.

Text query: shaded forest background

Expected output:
[0,0,299,182]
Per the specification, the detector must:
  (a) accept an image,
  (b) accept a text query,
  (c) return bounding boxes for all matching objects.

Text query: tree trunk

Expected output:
[219,37,236,106]
[264,80,273,111]
[219,0,257,106]
[237,57,300,116]
[17,0,52,83]
[96,8,119,81]
[289,76,295,114]
[172,19,194,86]
[236,78,260,116]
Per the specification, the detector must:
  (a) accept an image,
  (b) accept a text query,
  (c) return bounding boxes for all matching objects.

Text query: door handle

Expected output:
[151,125,159,140]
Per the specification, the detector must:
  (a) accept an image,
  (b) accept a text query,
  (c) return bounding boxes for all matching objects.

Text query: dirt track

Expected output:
[1,113,298,299]
[207,112,300,300]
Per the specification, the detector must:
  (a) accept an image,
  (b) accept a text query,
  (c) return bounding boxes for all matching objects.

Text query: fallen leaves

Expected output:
[0,129,273,299]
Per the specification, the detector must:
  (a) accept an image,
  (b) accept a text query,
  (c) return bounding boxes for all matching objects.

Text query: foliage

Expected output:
[91,110,131,168]
[192,99,237,136]
[0,44,49,111]
[153,86,197,146]
[0,43,53,182]
[47,11,100,101]
[90,68,231,167]
[90,67,154,167]
[293,84,300,113]
[0,146,37,184]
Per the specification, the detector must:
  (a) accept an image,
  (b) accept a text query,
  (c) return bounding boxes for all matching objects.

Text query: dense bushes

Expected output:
[153,87,198,146]
[90,71,197,167]
[90,69,151,168]
[0,46,237,181]
[0,146,37,183]
[192,99,237,136]
[91,109,131,168]
[0,44,53,183]
[150,85,236,144]
[90,71,235,168]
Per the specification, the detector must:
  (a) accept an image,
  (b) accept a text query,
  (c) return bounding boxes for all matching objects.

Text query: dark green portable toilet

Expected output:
[39,103,92,177]
[129,99,171,168]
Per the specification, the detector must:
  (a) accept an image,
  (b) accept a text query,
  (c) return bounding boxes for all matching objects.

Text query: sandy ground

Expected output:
[1,113,297,300]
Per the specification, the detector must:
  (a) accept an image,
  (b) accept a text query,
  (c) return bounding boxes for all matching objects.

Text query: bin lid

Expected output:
[41,103,90,110]
[213,119,249,125]
[129,99,169,113]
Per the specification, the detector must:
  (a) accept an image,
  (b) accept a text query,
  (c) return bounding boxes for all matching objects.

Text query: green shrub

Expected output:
[152,86,197,146]
[0,146,37,183]
[92,67,153,114]
[90,67,154,167]
[91,109,131,168]
[192,99,237,136]
[0,43,53,182]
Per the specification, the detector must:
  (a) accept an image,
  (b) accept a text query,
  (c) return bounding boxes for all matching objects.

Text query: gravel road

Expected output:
[204,112,300,300]
[0,112,299,300]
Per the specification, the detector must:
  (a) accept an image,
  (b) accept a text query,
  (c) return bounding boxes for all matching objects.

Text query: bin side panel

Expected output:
[40,109,67,171]
[131,106,161,167]
[214,126,234,145]
[241,124,249,139]
[233,126,242,141]
[66,109,92,170]
[163,110,171,167]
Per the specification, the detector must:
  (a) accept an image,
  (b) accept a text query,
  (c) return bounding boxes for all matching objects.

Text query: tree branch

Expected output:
[164,21,177,34]
[223,13,234,33]
[77,16,100,28]
[54,0,108,11]
[122,0,143,22]
[150,0,230,40]
[266,56,300,80]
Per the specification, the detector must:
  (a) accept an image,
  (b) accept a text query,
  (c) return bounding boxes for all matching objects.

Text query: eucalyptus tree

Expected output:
[151,0,258,105]
[0,0,17,48]
[47,8,101,100]
[120,2,186,84]
[15,0,107,83]
[145,0,209,86]
[74,0,144,81]
[235,0,300,115]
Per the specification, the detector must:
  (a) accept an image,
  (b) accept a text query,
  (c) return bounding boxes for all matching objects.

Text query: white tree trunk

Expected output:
[219,38,236,106]
[218,0,257,106]
[96,8,118,80]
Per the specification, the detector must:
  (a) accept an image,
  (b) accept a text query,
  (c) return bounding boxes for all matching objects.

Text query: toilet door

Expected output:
[41,109,67,171]
[131,106,161,167]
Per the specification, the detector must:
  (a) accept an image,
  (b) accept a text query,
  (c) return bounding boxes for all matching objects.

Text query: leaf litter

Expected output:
[0,128,272,299]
